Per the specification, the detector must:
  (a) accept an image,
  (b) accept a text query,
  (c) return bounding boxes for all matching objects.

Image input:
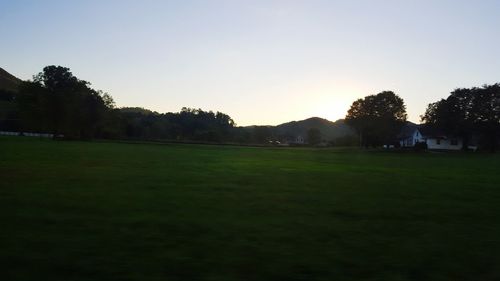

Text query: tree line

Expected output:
[345,86,499,151]
[1,66,353,145]
[4,66,237,142]
[2,65,499,150]
[421,84,500,151]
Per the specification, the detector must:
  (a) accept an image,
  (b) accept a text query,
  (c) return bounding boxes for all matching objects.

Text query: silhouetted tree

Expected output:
[421,88,474,150]
[116,107,236,142]
[345,91,407,147]
[17,81,51,132]
[471,84,500,151]
[422,84,500,151]
[0,89,20,131]
[17,66,113,139]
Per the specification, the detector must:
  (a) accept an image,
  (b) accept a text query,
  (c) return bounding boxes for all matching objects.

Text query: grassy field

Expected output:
[1,137,500,281]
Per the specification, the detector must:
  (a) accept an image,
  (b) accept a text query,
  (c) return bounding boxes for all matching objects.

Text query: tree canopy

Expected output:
[17,66,114,139]
[13,66,239,142]
[421,84,500,151]
[345,91,407,147]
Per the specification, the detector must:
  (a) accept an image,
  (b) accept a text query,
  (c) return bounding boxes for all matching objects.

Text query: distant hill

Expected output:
[275,117,354,140]
[243,117,355,142]
[0,67,22,92]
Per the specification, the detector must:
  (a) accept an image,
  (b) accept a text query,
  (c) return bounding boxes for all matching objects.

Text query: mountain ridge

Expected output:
[275,117,354,140]
[244,116,355,141]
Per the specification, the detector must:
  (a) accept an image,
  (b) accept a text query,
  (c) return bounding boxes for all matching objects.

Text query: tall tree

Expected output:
[17,81,51,132]
[422,84,500,151]
[17,66,113,139]
[421,88,474,150]
[470,84,500,151]
[345,91,407,147]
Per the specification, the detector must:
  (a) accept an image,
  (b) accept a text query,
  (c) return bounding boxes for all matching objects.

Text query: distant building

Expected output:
[295,135,305,144]
[284,135,305,145]
[398,125,463,150]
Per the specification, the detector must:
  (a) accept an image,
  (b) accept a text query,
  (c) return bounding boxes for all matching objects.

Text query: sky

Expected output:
[1,0,500,126]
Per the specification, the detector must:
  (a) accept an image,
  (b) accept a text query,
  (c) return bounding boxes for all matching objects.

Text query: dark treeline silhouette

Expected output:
[421,84,500,152]
[344,86,500,151]
[0,67,21,131]
[16,66,114,139]
[116,107,236,142]
[1,66,356,145]
[3,65,498,150]
[0,88,18,131]
[9,66,237,142]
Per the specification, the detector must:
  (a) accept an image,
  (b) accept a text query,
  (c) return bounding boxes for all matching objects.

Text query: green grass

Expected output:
[1,137,500,281]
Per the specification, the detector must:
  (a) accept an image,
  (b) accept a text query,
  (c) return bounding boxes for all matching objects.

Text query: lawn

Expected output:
[1,136,500,281]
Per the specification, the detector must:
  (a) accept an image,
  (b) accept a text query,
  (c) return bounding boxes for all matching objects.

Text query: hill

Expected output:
[0,67,22,92]
[243,117,355,142]
[275,117,354,140]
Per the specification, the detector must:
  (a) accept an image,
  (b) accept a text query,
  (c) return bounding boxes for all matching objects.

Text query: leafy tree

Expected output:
[116,107,236,142]
[345,91,407,147]
[421,88,474,150]
[469,84,500,151]
[17,81,51,133]
[17,66,113,139]
[101,91,116,109]
[14,66,239,142]
[422,84,500,151]
[0,89,20,131]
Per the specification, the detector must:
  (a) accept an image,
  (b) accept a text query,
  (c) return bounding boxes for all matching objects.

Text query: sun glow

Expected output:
[313,96,353,121]
[293,84,362,122]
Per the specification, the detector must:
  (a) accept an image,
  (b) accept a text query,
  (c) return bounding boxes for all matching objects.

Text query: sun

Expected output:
[304,91,357,121]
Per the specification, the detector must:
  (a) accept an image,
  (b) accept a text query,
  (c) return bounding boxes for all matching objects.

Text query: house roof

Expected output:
[417,126,446,138]
[397,123,418,138]
[398,123,448,139]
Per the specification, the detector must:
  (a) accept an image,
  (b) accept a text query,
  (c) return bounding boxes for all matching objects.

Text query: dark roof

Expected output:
[417,125,447,138]
[398,123,449,139]
[398,123,418,138]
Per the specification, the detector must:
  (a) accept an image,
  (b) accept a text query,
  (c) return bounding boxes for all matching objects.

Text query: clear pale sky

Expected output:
[1,0,500,126]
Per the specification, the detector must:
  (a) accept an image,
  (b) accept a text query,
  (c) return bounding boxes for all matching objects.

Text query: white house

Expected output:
[399,125,462,150]
[294,135,305,144]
